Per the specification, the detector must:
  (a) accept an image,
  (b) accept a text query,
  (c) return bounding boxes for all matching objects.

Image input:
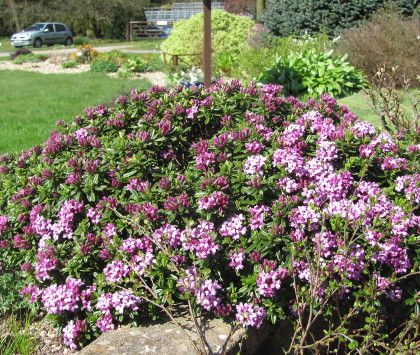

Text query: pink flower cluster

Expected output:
[235,302,266,328]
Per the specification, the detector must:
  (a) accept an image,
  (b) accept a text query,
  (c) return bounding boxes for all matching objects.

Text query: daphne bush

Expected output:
[0,82,419,352]
[161,9,256,67]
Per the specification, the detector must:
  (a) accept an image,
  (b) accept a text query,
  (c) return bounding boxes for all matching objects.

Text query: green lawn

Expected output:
[0,70,151,154]
[338,88,420,128]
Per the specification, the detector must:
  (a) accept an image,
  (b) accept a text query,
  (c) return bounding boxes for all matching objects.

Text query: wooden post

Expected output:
[203,0,211,88]
[126,21,130,42]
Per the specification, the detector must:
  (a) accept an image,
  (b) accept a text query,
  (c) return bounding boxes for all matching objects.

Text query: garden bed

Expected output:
[0,58,167,86]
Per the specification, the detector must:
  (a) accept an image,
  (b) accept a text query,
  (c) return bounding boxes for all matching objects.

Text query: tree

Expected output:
[222,0,257,19]
[0,0,149,39]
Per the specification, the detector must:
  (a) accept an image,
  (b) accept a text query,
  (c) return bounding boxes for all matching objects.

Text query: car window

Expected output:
[25,24,45,32]
[55,24,66,32]
[45,24,54,32]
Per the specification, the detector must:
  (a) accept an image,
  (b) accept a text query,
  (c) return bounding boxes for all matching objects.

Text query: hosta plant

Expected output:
[0,82,419,353]
[258,49,365,98]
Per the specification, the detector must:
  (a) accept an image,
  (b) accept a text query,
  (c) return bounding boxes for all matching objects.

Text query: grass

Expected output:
[338,88,420,128]
[338,92,382,126]
[0,311,39,355]
[0,70,151,154]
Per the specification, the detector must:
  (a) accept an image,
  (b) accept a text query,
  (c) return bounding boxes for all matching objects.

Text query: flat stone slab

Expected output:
[78,311,271,355]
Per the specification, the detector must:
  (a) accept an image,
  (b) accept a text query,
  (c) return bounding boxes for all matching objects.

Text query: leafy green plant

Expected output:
[217,52,237,76]
[258,49,366,98]
[0,81,418,353]
[93,50,128,66]
[90,60,119,73]
[12,54,48,64]
[232,32,331,82]
[161,9,256,66]
[258,64,304,96]
[121,57,148,73]
[61,61,78,69]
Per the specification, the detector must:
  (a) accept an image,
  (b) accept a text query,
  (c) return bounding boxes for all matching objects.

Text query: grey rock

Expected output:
[79,309,272,355]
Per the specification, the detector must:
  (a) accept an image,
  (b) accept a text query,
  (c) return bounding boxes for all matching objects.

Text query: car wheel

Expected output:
[33,38,42,48]
[64,37,73,46]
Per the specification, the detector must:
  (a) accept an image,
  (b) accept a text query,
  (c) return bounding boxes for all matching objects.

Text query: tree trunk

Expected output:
[256,0,266,22]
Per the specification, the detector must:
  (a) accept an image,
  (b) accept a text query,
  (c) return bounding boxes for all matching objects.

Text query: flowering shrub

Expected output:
[71,44,99,63]
[0,81,419,352]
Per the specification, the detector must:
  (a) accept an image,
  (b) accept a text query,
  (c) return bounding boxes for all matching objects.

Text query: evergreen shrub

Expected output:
[160,9,256,66]
[263,0,385,37]
[0,82,418,352]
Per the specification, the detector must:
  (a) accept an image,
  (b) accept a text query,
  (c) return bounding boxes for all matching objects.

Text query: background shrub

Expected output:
[263,0,385,37]
[334,11,420,87]
[160,9,256,67]
[0,82,418,352]
[90,60,119,73]
[263,0,418,37]
[258,49,365,97]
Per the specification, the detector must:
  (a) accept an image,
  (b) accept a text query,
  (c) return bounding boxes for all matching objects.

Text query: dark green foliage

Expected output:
[90,61,119,73]
[388,0,420,15]
[259,64,303,96]
[263,0,389,37]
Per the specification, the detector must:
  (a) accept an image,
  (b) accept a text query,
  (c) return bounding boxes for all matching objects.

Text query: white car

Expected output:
[10,22,73,48]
